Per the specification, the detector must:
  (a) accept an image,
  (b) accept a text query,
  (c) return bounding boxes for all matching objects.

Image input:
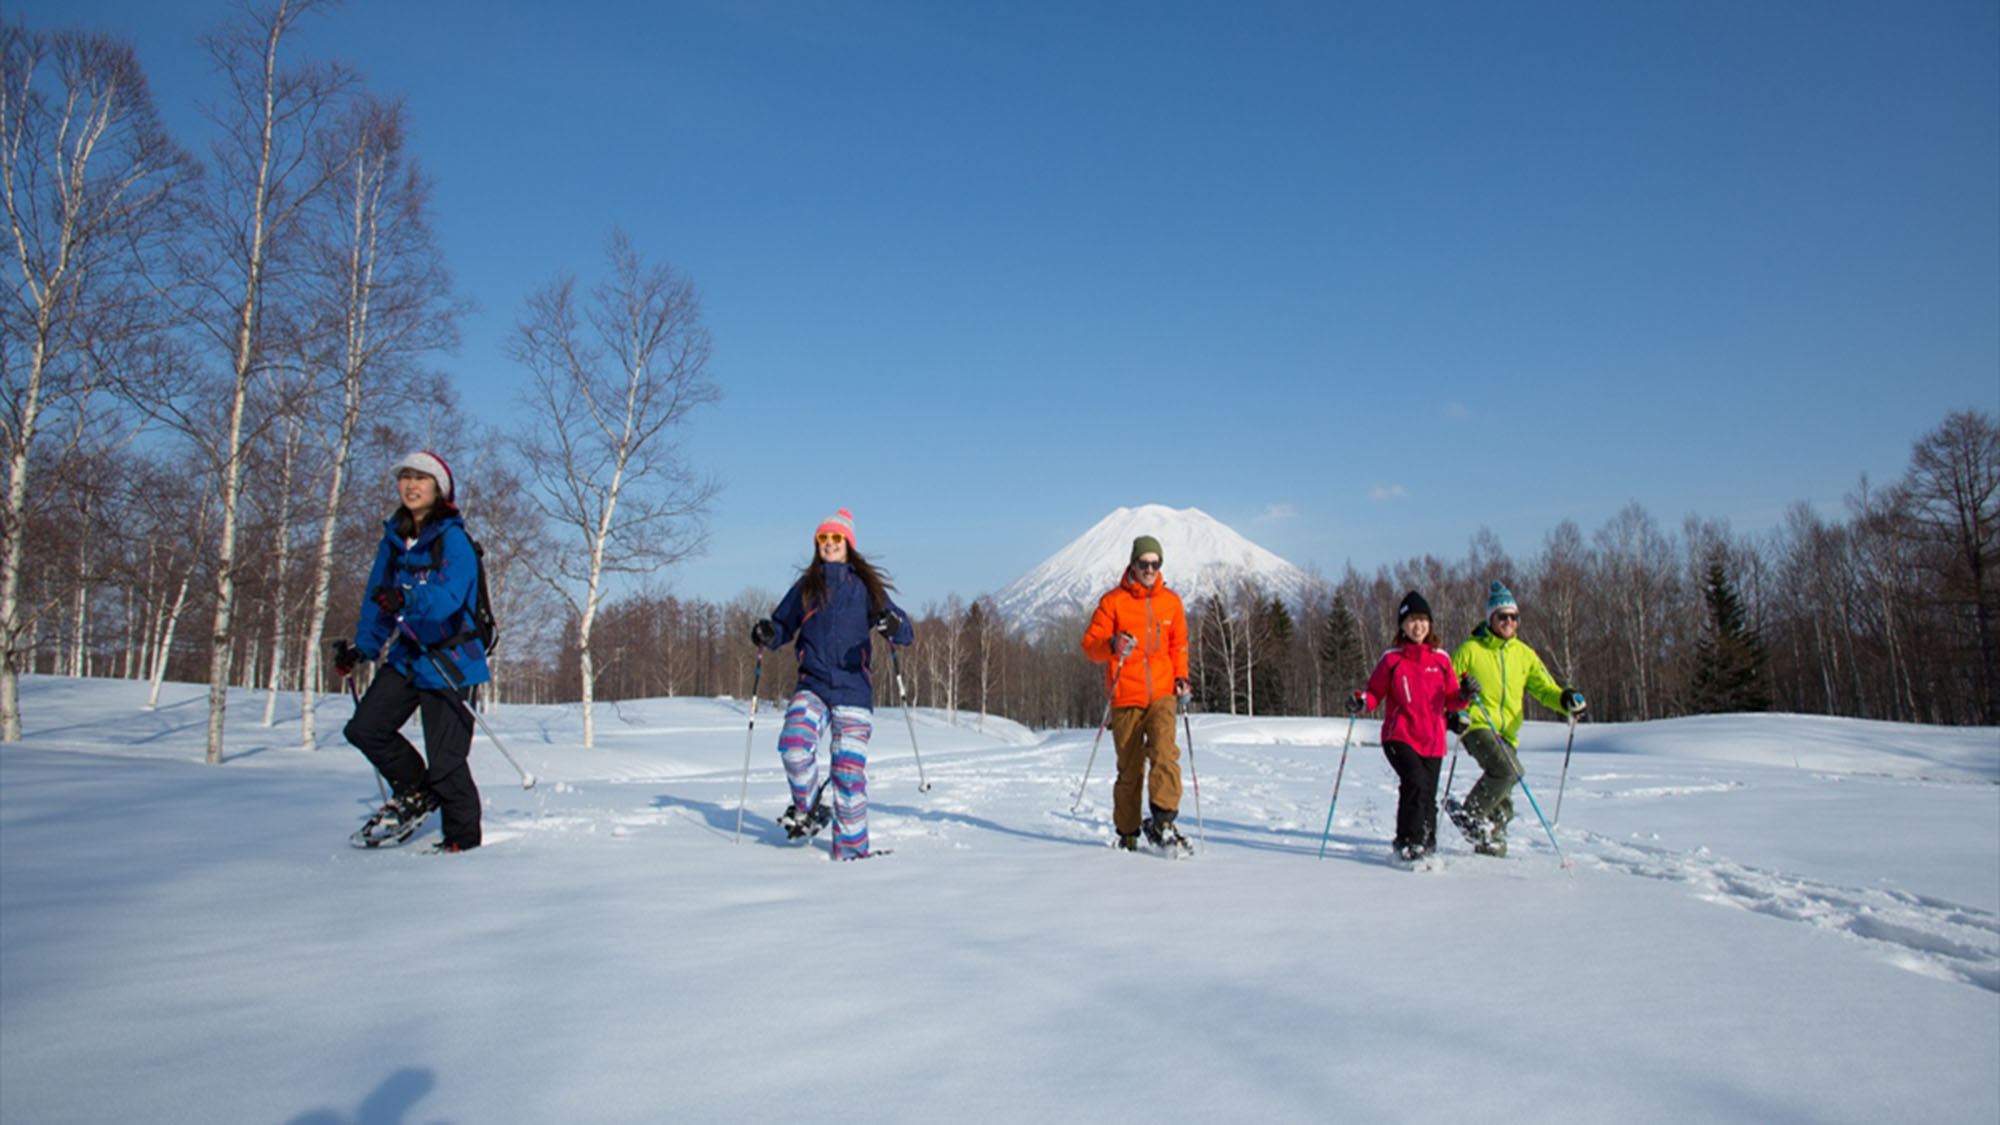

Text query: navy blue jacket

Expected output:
[352,513,490,691]
[765,562,912,709]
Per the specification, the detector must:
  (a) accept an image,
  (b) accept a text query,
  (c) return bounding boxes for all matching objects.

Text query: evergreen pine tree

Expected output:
[1318,594,1368,700]
[1690,559,1771,713]
[1254,597,1294,713]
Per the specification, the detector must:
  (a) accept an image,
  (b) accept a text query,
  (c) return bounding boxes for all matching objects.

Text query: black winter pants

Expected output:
[345,665,481,847]
[1381,740,1441,854]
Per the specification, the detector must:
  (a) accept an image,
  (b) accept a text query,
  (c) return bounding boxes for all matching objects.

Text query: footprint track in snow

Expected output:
[1581,831,2000,993]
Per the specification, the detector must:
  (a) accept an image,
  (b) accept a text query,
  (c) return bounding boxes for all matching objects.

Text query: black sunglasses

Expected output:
[1132,559,1162,572]
[1494,612,1520,623]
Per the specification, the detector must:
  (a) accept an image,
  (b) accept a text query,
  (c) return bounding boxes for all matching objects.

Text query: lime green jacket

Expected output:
[1451,623,1564,747]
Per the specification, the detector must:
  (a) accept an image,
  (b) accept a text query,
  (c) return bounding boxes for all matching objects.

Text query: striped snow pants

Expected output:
[778,689,873,860]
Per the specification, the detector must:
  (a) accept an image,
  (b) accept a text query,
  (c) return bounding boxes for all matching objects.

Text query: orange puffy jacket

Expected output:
[1080,570,1189,708]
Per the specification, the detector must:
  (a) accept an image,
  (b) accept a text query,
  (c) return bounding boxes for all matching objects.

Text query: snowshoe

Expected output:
[349,789,438,849]
[1442,797,1490,849]
[1395,844,1443,871]
[777,783,832,841]
[1115,833,1140,852]
[1403,849,1446,872]
[1141,815,1195,858]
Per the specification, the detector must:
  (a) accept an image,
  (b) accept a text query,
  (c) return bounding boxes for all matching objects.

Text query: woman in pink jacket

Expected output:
[1346,591,1477,862]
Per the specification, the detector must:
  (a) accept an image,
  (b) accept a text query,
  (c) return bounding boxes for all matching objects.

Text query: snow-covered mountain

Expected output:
[991,504,1318,632]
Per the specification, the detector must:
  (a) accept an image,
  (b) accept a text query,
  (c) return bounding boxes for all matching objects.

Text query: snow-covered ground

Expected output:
[2,674,1995,1123]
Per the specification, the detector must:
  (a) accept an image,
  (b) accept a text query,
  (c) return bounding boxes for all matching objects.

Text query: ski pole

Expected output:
[342,669,389,804]
[1553,712,1578,826]
[392,615,536,789]
[733,649,764,844]
[1179,695,1203,851]
[1070,651,1127,814]
[886,644,931,793]
[1468,694,1565,866]
[1317,714,1357,859]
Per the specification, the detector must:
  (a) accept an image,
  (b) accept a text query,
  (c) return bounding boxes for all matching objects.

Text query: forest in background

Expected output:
[20,407,1999,732]
[538,409,2000,732]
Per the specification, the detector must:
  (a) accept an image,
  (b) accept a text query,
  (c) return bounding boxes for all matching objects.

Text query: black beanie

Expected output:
[1397,590,1432,620]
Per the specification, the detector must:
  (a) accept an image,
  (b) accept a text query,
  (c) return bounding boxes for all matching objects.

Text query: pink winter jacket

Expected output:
[1360,642,1468,759]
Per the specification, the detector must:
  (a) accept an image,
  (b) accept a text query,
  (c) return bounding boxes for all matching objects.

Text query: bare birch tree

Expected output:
[258,389,306,725]
[1591,502,1678,719]
[510,229,720,748]
[1,27,195,740]
[124,457,216,708]
[1902,409,2000,723]
[294,94,460,745]
[969,596,998,731]
[925,594,964,722]
[1530,519,1587,691]
[186,0,357,763]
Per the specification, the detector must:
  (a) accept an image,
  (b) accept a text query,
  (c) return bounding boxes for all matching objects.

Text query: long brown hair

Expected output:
[799,546,896,614]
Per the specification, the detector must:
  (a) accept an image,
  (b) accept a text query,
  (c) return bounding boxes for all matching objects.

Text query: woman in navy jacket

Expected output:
[750,508,912,860]
[333,451,490,852]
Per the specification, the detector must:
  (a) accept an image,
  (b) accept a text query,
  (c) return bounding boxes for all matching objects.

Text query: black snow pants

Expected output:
[345,664,481,847]
[1382,740,1441,854]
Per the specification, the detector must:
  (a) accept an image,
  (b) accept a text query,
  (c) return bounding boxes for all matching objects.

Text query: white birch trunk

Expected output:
[147,575,191,710]
[262,424,300,726]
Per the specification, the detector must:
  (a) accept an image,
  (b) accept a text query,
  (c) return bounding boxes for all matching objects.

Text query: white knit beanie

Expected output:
[392,450,454,504]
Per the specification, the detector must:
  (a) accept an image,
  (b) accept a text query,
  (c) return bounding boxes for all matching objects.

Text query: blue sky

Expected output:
[28,0,2000,610]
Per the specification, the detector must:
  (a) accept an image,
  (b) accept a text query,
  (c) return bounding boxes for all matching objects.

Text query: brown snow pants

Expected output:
[1109,696,1181,835]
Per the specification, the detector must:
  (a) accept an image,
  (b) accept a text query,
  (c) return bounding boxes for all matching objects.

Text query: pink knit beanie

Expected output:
[815,508,855,548]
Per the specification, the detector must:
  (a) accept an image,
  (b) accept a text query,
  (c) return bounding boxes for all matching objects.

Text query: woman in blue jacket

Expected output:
[750,508,913,860]
[333,451,491,852]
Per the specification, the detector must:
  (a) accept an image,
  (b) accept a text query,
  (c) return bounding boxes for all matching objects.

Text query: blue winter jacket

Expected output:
[765,562,912,709]
[352,513,490,691]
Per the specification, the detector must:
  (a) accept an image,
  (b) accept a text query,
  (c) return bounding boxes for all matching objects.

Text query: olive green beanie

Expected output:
[1130,535,1164,564]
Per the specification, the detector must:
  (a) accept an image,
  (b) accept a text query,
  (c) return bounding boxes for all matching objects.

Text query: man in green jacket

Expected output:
[1448,581,1586,856]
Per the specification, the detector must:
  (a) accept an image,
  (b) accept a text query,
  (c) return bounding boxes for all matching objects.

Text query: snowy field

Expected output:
[2,673,1996,1124]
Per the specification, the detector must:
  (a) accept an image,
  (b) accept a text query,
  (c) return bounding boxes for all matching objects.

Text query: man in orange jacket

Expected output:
[1080,534,1192,852]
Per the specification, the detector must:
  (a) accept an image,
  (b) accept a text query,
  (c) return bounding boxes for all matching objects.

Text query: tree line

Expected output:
[570,410,1998,731]
[6,11,1993,749]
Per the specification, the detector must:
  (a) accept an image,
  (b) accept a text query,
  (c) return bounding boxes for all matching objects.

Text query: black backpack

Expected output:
[398,526,499,655]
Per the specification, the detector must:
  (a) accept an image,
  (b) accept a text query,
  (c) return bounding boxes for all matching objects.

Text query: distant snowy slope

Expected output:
[991,504,1317,632]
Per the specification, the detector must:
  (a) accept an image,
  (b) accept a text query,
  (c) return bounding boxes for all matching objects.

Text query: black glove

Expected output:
[371,585,405,614]
[1447,711,1469,736]
[750,619,776,648]
[1111,632,1136,657]
[872,609,901,637]
[1459,672,1481,700]
[330,639,362,676]
[1344,691,1365,716]
[1560,688,1587,715]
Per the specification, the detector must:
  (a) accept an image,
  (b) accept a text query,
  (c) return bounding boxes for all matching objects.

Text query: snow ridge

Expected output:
[990,504,1317,633]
